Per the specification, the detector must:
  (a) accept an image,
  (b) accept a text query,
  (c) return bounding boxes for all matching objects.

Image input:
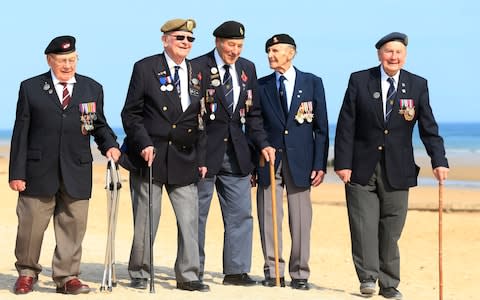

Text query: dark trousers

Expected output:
[346,162,408,288]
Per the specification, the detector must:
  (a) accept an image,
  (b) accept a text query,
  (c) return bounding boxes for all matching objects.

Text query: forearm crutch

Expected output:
[100,158,122,292]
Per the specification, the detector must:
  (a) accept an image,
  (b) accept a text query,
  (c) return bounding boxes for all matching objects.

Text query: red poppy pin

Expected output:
[241,70,248,82]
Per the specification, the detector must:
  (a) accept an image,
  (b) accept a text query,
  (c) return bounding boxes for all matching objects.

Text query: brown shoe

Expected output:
[56,278,90,294]
[14,275,37,294]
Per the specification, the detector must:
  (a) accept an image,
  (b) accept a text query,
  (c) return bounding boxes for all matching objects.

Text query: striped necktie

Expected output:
[223,64,234,113]
[61,82,71,109]
[279,75,288,118]
[173,65,181,96]
[385,77,396,122]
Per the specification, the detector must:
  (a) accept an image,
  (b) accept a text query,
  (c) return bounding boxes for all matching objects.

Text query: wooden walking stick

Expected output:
[439,182,444,300]
[269,160,281,287]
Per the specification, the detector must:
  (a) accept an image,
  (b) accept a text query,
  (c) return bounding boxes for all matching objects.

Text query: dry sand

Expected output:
[0,150,479,300]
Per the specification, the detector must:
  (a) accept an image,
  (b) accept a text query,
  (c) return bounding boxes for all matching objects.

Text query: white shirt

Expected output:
[380,67,400,120]
[51,70,76,105]
[214,49,240,111]
[165,52,190,112]
[276,66,296,110]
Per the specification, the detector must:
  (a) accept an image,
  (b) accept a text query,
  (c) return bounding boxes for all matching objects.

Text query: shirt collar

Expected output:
[50,70,76,85]
[380,66,400,84]
[164,52,187,72]
[276,65,295,82]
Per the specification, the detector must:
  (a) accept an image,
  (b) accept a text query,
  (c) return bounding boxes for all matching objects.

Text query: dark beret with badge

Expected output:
[265,33,296,52]
[375,32,408,49]
[213,20,245,39]
[44,35,76,55]
[161,18,196,33]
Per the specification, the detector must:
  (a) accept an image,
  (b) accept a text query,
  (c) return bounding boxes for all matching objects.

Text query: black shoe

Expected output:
[291,279,309,290]
[360,280,376,295]
[223,273,258,286]
[176,280,210,292]
[130,278,148,289]
[262,277,285,287]
[379,287,403,299]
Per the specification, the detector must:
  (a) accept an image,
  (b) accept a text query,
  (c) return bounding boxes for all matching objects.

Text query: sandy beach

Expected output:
[0,147,479,300]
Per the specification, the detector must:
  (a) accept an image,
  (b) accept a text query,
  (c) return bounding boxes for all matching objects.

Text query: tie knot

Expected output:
[60,82,68,87]
[224,64,230,72]
[174,65,180,71]
[279,75,286,83]
[387,77,395,85]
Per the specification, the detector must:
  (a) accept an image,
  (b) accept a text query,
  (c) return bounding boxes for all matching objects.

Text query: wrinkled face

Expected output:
[216,38,243,65]
[162,30,194,63]
[267,43,295,73]
[377,41,407,76]
[47,51,78,82]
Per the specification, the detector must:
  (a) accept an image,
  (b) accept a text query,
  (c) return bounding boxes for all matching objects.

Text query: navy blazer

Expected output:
[334,66,448,189]
[9,72,118,199]
[121,53,206,185]
[256,68,329,188]
[191,50,269,176]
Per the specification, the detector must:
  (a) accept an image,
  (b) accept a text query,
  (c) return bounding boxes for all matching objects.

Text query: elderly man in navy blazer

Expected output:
[256,34,329,290]
[192,21,275,286]
[9,35,120,295]
[334,32,449,299]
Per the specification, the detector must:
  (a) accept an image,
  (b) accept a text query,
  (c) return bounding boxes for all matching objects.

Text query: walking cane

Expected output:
[148,161,155,293]
[439,182,444,300]
[269,160,281,287]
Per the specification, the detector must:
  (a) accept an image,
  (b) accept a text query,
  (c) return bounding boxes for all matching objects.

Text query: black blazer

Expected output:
[191,50,269,176]
[9,72,118,199]
[334,66,448,189]
[121,53,206,185]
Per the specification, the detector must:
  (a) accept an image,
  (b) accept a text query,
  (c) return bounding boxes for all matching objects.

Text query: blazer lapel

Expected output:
[155,53,183,116]
[288,71,305,126]
[368,67,384,125]
[264,73,286,125]
[41,72,63,110]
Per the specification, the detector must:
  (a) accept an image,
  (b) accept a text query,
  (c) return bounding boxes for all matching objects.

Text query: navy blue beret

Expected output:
[375,32,408,49]
[265,34,296,52]
[213,21,245,39]
[45,35,76,54]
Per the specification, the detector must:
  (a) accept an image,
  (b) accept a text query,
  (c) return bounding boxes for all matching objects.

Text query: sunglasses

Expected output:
[170,35,195,42]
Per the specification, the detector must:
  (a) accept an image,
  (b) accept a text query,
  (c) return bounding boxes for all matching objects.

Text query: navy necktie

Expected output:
[385,77,396,122]
[223,64,234,113]
[173,65,181,96]
[279,75,288,118]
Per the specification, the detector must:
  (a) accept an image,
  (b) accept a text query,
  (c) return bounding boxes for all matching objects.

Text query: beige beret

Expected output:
[161,18,196,33]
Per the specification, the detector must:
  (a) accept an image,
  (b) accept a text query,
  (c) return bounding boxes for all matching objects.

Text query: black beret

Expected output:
[375,32,408,49]
[161,18,196,33]
[265,33,296,52]
[44,35,76,55]
[213,21,245,39]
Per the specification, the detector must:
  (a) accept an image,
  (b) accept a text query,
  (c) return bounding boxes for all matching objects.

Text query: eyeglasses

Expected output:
[170,35,195,42]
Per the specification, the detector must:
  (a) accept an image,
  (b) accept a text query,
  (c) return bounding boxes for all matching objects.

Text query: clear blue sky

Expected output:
[1,0,478,130]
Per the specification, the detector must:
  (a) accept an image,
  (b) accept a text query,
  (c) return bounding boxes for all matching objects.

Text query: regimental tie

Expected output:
[385,77,396,122]
[61,82,71,109]
[278,75,288,118]
[173,65,181,97]
[223,64,234,113]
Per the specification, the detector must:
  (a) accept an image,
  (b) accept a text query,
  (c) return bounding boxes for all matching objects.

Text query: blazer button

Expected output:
[172,124,176,128]
[169,141,172,145]
[378,145,383,151]
[284,130,289,135]
[187,128,192,133]
[384,129,389,135]
[163,106,168,111]
[223,138,228,142]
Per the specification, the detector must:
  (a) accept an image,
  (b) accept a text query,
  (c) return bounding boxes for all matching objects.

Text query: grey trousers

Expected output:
[14,183,89,287]
[197,174,253,275]
[257,158,312,280]
[346,162,408,289]
[127,172,201,282]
